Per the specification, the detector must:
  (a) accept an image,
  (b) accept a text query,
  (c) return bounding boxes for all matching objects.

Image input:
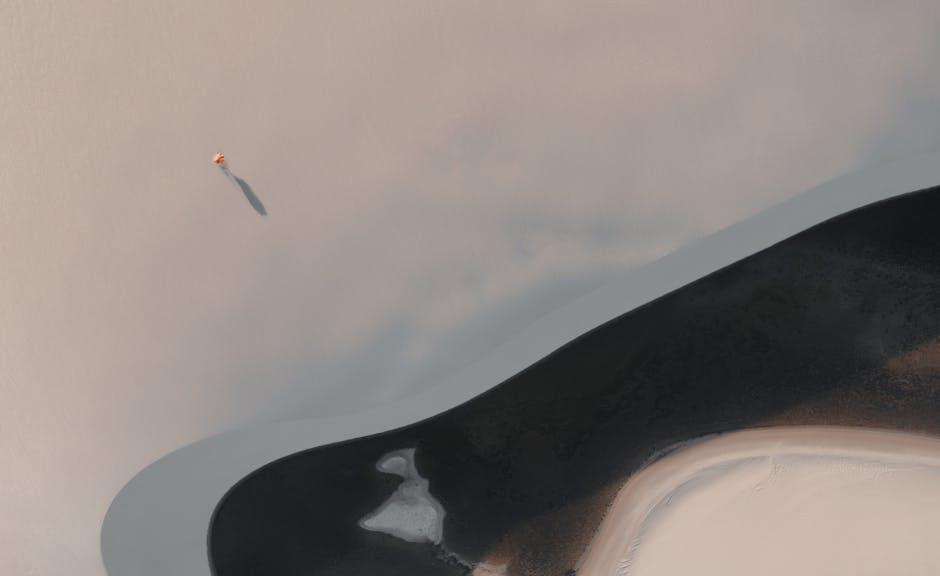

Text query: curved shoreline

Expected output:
[102,151,940,576]
[575,426,940,575]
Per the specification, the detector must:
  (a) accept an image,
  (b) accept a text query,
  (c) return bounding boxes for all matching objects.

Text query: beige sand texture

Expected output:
[576,427,940,576]
[7,3,940,575]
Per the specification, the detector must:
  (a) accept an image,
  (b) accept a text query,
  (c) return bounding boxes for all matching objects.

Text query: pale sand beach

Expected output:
[576,427,940,576]
[7,3,940,574]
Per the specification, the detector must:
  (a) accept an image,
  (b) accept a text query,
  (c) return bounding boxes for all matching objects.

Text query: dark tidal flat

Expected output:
[209,186,940,576]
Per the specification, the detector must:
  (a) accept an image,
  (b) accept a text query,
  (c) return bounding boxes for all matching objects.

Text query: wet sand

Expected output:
[208,186,940,576]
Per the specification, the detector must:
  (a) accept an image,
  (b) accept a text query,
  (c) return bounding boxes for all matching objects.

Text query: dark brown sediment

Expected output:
[209,186,940,576]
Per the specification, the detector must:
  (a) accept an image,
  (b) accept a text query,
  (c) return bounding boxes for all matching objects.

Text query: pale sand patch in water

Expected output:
[576,427,940,576]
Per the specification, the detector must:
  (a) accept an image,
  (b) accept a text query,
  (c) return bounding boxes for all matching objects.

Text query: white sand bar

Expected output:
[577,427,940,576]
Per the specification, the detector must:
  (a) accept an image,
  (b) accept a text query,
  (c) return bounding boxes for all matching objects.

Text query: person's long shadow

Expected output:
[220,165,267,216]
